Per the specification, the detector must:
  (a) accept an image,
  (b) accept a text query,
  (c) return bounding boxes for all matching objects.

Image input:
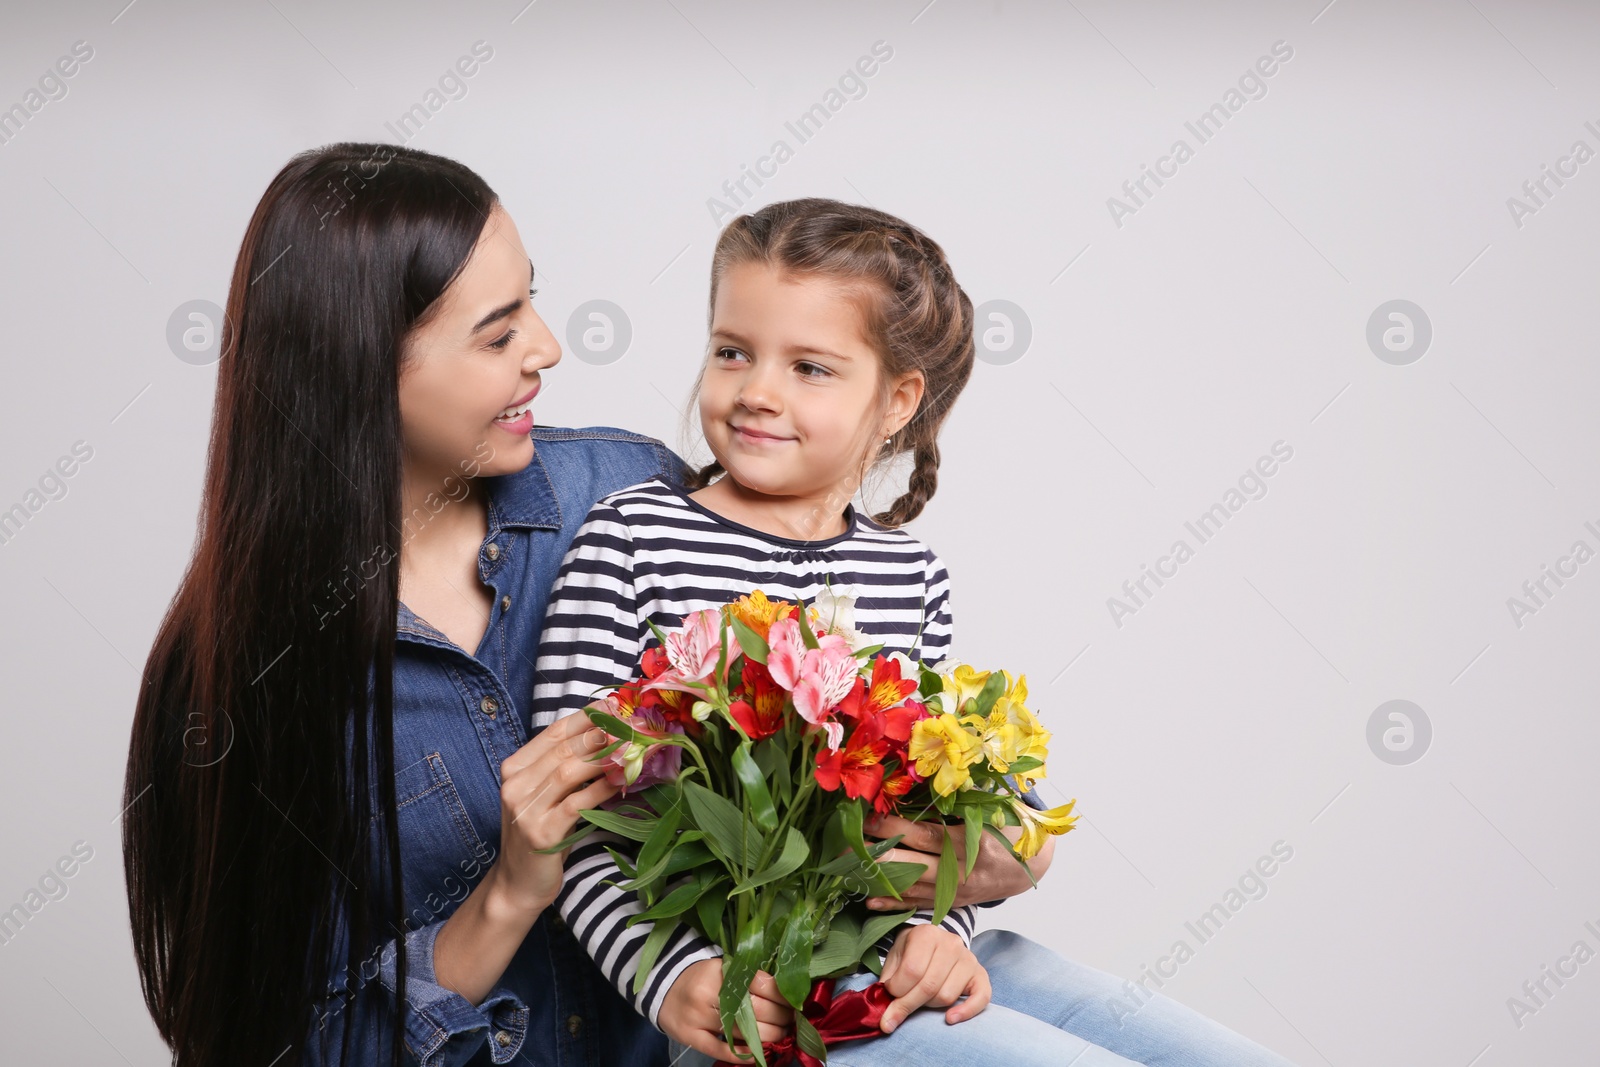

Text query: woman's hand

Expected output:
[431,715,617,1007]
[489,712,620,916]
[660,959,795,1061]
[877,925,992,1032]
[862,812,1054,911]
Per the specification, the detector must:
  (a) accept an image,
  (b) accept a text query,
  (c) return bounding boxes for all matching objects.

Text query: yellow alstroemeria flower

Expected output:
[941,664,993,714]
[965,671,1051,788]
[961,708,1025,773]
[908,713,984,795]
[1013,797,1078,860]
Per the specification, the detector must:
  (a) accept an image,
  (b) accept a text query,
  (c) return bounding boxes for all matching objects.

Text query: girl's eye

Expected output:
[797,361,831,379]
[716,347,748,363]
[487,328,517,351]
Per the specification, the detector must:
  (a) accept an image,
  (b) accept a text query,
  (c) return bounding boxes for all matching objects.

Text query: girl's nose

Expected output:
[735,369,781,413]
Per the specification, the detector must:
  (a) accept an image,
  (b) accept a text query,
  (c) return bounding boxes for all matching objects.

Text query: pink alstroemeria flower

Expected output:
[663,608,741,681]
[767,616,857,743]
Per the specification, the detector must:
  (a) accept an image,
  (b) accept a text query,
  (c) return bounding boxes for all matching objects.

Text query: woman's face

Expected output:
[398,203,560,482]
[699,261,921,503]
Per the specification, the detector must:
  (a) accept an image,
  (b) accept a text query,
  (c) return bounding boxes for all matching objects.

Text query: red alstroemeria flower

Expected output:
[730,661,785,740]
[838,659,915,735]
[873,764,918,815]
[814,716,892,801]
[641,645,671,680]
[880,697,931,745]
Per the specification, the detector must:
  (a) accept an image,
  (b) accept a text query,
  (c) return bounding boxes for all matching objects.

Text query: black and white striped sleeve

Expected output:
[918,548,954,666]
[530,501,722,1028]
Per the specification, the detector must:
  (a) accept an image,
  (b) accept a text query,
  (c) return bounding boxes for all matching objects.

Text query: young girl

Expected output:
[531,199,1299,1066]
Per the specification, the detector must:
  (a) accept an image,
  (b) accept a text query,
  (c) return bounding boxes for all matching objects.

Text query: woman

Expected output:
[121,142,1049,1067]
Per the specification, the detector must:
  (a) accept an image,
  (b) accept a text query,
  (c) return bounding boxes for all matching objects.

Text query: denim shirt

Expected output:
[309,425,689,1067]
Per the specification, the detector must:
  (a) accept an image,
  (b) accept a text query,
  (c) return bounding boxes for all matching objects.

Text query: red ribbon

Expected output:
[715,977,891,1067]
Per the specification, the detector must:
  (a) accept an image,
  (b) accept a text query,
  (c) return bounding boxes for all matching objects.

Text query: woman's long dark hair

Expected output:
[123,143,499,1067]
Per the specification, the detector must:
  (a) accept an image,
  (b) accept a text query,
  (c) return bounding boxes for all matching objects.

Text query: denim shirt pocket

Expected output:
[384,752,496,920]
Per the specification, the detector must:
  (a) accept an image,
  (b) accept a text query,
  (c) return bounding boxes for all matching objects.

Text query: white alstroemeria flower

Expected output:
[810,586,866,647]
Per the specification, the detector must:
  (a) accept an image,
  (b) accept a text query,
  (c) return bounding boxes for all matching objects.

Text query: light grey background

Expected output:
[2,1,1596,1064]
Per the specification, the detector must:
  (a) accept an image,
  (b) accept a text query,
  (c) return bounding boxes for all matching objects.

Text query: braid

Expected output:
[874,438,939,528]
[683,458,724,491]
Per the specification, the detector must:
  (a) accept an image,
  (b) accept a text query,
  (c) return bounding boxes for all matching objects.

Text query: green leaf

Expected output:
[753,739,792,809]
[730,616,770,664]
[732,742,778,833]
[932,831,958,925]
[684,780,764,871]
[793,1014,826,1062]
[584,709,695,751]
[1005,756,1044,775]
[730,827,809,895]
[838,800,872,865]
[962,806,984,880]
[661,838,715,880]
[839,801,899,897]
[632,914,680,995]
[859,908,917,950]
[631,804,683,893]
[972,669,1007,717]
[795,598,821,650]
[773,898,817,1009]
[581,807,657,843]
[720,916,769,1067]
[813,835,899,878]
[527,820,598,856]
[919,665,944,700]
[603,845,638,882]
[808,909,862,977]
[695,885,725,945]
[875,860,926,896]
[630,874,714,923]
[714,612,731,687]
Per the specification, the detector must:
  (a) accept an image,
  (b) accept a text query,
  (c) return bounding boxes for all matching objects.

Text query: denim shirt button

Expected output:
[495,1030,513,1047]
[479,695,499,718]
[501,595,512,611]
[485,543,500,561]
[566,1014,583,1036]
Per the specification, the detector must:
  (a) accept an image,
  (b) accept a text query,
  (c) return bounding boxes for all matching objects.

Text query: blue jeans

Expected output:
[668,930,1300,1066]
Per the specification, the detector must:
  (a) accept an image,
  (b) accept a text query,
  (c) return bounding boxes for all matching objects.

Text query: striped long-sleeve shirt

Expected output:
[530,476,977,1029]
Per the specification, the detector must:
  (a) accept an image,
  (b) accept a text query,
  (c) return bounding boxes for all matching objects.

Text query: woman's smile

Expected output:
[493,382,540,434]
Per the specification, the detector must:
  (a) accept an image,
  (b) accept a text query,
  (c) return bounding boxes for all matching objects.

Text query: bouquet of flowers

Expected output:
[566,588,1077,1065]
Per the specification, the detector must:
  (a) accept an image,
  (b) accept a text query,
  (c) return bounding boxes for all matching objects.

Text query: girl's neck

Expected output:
[689,474,852,543]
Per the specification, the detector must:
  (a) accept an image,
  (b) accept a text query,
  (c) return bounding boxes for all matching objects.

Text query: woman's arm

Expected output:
[863,813,1054,911]
[430,713,618,1005]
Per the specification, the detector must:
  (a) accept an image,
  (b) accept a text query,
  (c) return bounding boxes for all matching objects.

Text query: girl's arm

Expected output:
[529,500,722,1030]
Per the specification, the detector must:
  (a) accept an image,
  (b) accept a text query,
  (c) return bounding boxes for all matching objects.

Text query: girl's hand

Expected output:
[862,813,1054,910]
[877,925,992,1033]
[660,959,795,1061]
[489,713,619,916]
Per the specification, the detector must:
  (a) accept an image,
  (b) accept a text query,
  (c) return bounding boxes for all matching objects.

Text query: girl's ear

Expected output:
[887,370,926,435]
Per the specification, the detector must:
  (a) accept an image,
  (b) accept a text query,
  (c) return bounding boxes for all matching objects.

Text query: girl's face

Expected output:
[699,261,922,504]
[398,204,560,482]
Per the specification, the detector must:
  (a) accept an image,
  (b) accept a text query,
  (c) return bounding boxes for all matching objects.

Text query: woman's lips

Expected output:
[493,384,540,434]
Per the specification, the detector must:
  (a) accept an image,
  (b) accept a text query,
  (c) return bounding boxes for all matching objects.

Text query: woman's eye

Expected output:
[487,328,517,351]
[528,287,539,301]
